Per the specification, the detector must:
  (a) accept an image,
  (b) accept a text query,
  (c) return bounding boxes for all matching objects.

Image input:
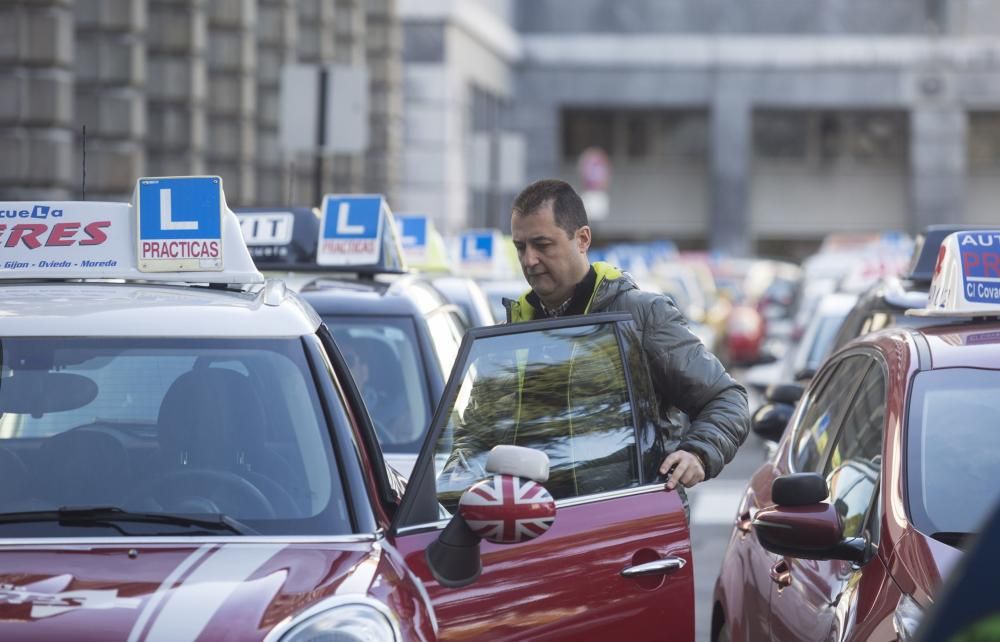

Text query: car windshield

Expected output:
[325,316,432,454]
[906,368,1000,539]
[0,336,351,537]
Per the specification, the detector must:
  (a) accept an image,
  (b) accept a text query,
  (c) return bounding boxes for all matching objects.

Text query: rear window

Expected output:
[0,337,350,537]
[906,368,1000,541]
[325,316,433,454]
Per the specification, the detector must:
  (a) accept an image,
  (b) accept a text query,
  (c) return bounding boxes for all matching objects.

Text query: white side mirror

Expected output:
[485,445,549,482]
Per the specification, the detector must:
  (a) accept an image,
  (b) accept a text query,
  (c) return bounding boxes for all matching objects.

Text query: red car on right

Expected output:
[713,230,1000,641]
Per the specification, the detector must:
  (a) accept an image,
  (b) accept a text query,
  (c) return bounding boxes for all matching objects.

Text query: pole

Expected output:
[313,67,329,206]
[81,125,87,201]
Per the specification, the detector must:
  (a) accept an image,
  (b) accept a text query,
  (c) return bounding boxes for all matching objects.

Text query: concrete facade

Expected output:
[397,0,1000,255]
[0,0,402,206]
[398,0,520,233]
[0,1,76,199]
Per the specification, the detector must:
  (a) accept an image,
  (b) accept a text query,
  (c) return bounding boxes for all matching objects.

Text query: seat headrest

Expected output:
[158,368,267,468]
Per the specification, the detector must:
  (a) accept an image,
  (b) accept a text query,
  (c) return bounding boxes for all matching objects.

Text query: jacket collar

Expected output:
[507,261,630,322]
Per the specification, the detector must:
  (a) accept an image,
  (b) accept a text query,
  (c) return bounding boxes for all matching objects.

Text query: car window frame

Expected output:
[786,351,872,474]
[391,312,639,533]
[817,351,888,553]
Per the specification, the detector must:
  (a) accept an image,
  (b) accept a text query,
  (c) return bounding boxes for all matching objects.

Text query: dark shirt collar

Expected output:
[526,265,597,319]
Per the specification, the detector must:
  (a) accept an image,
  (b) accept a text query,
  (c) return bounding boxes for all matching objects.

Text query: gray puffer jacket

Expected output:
[506,261,750,480]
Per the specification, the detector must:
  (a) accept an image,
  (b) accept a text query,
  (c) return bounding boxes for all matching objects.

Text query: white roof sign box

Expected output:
[908,230,1000,317]
[0,176,263,286]
[456,229,516,279]
[317,194,406,271]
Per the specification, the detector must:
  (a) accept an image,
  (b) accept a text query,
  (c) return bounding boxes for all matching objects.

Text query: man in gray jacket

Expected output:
[506,179,749,490]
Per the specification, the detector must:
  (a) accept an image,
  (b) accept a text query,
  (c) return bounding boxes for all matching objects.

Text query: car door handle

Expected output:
[620,557,687,578]
[769,559,792,588]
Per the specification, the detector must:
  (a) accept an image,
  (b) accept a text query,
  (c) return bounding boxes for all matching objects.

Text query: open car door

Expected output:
[391,313,695,641]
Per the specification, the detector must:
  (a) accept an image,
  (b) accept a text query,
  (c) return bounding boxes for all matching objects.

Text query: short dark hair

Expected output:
[511,179,588,238]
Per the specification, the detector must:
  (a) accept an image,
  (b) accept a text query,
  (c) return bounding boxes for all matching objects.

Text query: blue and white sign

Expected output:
[398,215,428,250]
[136,176,223,272]
[958,231,1000,304]
[460,231,495,262]
[318,195,385,266]
[910,230,1000,318]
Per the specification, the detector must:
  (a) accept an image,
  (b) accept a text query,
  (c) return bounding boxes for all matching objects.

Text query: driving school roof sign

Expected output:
[909,230,1000,317]
[136,176,223,272]
[0,175,262,285]
[317,194,406,271]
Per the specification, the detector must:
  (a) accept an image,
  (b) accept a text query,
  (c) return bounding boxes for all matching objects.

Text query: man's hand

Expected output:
[659,450,705,490]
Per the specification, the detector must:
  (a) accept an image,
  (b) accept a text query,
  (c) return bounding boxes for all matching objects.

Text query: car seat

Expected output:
[344,337,412,444]
[156,367,300,515]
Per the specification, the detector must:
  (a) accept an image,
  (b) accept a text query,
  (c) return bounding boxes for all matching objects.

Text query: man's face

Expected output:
[511,203,590,303]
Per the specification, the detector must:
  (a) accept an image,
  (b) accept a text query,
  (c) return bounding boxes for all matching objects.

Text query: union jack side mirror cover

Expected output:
[458,474,556,544]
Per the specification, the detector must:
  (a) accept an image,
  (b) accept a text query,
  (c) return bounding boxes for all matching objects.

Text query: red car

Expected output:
[712,230,1000,642]
[714,322,1000,641]
[0,185,694,639]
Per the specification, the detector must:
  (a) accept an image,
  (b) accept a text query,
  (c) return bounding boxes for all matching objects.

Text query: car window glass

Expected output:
[823,363,885,539]
[425,309,463,377]
[0,337,348,536]
[431,323,639,513]
[325,316,431,454]
[792,355,870,472]
[907,368,1000,538]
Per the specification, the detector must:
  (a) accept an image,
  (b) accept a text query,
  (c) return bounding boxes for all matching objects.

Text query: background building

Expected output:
[0,0,401,206]
[3,1,1000,258]
[399,0,1000,258]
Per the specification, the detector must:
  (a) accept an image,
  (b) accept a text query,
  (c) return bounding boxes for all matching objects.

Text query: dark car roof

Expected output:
[827,276,973,355]
[293,272,451,317]
[906,224,1000,285]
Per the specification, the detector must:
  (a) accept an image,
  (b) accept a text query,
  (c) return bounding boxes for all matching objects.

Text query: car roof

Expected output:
[292,272,450,317]
[0,281,321,338]
[915,321,1000,369]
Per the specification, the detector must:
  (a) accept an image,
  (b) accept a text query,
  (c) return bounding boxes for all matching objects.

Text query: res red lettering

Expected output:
[5,224,47,249]
[80,221,110,246]
[44,222,81,247]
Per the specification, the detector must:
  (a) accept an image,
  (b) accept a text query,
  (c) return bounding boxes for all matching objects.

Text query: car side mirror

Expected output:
[765,382,804,405]
[426,446,555,588]
[752,473,867,564]
[772,472,827,506]
[793,368,816,383]
[751,402,793,442]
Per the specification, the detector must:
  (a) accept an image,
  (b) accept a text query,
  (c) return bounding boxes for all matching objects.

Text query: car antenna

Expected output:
[80,124,87,201]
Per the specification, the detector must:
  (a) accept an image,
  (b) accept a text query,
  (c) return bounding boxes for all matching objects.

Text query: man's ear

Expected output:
[576,225,592,253]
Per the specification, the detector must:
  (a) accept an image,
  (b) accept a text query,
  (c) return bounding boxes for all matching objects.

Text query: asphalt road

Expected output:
[685,381,770,642]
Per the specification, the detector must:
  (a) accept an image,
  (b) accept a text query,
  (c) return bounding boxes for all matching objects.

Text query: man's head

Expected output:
[510,179,592,307]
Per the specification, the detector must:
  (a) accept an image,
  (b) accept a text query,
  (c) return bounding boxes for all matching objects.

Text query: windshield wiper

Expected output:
[0,506,257,536]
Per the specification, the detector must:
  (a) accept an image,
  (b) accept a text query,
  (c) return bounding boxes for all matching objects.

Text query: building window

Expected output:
[562,109,707,163]
[662,111,709,162]
[968,113,1000,171]
[754,111,810,160]
[562,110,615,160]
[754,110,907,166]
[625,114,649,159]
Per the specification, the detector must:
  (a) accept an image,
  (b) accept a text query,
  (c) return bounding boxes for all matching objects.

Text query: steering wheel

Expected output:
[127,469,276,519]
